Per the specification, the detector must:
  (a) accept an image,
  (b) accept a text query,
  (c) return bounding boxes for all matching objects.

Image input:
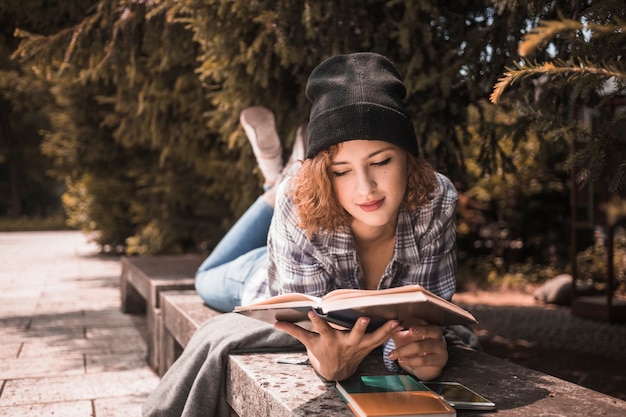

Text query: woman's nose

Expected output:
[355,169,376,195]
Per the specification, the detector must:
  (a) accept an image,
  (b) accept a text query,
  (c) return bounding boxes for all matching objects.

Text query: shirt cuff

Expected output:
[382,339,402,372]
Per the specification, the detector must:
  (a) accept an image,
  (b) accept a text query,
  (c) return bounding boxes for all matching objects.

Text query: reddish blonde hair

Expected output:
[289,145,438,237]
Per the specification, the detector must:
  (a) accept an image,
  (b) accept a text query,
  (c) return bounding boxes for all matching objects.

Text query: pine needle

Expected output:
[490,59,624,104]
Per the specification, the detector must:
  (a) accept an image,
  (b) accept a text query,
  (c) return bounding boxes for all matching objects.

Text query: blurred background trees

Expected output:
[1,0,624,290]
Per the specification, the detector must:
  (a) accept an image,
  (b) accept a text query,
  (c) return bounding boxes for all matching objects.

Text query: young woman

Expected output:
[194,52,458,382]
[144,51,466,417]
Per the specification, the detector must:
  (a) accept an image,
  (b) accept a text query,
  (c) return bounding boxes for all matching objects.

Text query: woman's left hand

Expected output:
[388,324,448,381]
[275,311,401,381]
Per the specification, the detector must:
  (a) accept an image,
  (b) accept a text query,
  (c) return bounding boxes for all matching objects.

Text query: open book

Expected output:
[234,284,477,332]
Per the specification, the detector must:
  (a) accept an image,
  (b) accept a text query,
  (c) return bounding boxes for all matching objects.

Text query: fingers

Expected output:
[275,313,401,350]
[389,325,446,366]
[392,324,442,346]
[396,339,446,360]
[274,321,316,345]
[367,318,402,343]
[307,311,337,336]
[307,311,400,341]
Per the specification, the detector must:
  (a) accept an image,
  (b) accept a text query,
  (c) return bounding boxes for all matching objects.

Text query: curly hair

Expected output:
[289,145,438,237]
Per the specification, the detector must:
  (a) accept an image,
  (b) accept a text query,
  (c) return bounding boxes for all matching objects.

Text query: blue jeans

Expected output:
[195,196,273,312]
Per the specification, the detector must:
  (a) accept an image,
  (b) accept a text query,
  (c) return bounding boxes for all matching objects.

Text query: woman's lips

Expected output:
[358,198,384,212]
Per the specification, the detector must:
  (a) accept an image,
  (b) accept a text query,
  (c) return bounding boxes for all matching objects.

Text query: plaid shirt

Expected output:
[242,172,458,371]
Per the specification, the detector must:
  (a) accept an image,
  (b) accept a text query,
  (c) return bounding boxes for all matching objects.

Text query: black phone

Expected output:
[422,381,496,411]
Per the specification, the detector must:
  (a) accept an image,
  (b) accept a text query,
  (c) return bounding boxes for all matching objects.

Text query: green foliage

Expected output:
[0,215,71,231]
[11,0,241,252]
[490,2,626,193]
[457,254,564,291]
[576,227,626,291]
[10,0,526,252]
[455,98,571,276]
[0,0,92,218]
[5,0,616,270]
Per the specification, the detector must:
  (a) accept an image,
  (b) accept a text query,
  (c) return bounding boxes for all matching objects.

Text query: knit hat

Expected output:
[305,52,419,159]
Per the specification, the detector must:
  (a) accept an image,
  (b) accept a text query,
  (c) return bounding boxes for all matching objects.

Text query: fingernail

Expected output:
[360,318,370,326]
[388,352,396,360]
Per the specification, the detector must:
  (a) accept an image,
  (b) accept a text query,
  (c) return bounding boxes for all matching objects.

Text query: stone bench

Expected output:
[228,348,626,416]
[122,256,626,416]
[120,254,204,374]
[158,287,626,417]
[159,290,220,376]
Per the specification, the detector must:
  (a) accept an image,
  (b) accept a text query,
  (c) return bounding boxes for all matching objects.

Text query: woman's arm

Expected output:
[384,174,458,380]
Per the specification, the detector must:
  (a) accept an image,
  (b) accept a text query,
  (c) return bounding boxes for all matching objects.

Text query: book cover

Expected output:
[234,284,477,331]
[335,375,456,417]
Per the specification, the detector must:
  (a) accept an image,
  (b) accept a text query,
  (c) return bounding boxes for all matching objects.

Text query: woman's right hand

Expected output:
[275,311,401,381]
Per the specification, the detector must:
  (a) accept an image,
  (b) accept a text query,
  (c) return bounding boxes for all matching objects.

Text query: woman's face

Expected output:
[329,140,408,234]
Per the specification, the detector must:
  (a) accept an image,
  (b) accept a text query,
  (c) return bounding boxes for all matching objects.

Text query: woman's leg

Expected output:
[195,196,274,311]
[197,196,273,270]
[195,246,267,312]
[194,108,308,311]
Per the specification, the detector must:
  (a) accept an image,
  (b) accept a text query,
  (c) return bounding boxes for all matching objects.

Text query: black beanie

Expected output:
[305,52,419,159]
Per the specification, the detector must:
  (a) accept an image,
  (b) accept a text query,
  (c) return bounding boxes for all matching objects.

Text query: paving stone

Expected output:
[0,354,85,379]
[0,316,30,330]
[0,400,93,417]
[28,309,138,330]
[0,326,85,344]
[0,369,159,407]
[94,395,148,417]
[0,342,21,360]
[19,338,147,357]
[86,352,148,373]
[0,298,39,316]
[86,325,146,340]
[0,231,160,415]
[87,369,159,399]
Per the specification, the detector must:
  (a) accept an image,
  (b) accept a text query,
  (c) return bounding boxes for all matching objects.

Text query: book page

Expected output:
[234,292,320,309]
[321,284,428,302]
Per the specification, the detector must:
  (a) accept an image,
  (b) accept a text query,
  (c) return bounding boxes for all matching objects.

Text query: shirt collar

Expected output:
[317,208,420,264]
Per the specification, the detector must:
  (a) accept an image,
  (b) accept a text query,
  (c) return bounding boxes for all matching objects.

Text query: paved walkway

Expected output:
[0,231,159,417]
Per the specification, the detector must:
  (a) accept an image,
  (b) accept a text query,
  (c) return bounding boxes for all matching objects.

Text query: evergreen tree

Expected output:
[8,0,608,264]
[0,0,95,219]
[11,0,237,252]
[490,0,626,194]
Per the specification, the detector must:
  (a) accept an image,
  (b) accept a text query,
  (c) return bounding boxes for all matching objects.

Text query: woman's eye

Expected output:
[372,157,391,167]
[332,170,349,177]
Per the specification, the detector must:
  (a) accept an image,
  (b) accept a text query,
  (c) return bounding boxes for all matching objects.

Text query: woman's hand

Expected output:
[388,324,448,381]
[275,311,401,381]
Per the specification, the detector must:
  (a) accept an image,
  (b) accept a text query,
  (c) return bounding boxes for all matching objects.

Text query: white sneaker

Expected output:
[240,106,283,185]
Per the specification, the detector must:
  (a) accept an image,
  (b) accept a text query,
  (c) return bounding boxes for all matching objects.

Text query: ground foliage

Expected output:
[1,0,622,285]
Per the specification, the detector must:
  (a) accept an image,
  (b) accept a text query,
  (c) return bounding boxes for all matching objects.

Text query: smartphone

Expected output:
[422,381,496,411]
